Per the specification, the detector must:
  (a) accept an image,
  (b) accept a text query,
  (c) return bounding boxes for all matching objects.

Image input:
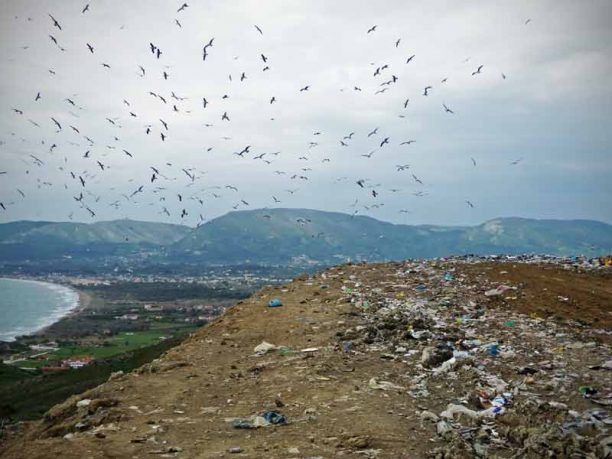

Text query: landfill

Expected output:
[335,256,611,457]
[1,255,610,458]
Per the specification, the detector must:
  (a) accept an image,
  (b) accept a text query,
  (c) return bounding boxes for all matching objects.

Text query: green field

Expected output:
[12,327,196,369]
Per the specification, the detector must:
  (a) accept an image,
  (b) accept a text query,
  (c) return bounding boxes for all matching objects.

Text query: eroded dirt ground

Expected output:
[1,260,611,458]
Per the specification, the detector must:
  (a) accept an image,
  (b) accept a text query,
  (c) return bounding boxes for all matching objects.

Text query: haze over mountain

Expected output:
[1,209,609,269]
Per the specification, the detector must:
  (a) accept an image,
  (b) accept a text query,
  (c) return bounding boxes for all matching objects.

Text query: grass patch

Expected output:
[12,328,197,370]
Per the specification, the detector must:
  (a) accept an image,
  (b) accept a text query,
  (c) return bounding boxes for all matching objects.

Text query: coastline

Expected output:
[0,278,81,342]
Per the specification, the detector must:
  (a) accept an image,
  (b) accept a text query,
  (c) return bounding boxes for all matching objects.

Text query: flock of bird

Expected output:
[1,4,531,227]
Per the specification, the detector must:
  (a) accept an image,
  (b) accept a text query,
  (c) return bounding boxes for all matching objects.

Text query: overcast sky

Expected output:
[0,0,610,227]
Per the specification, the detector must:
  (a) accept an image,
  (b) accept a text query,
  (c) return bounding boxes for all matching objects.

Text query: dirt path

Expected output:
[2,260,610,458]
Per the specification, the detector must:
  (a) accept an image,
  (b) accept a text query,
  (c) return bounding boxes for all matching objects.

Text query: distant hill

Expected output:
[0,210,610,269]
[0,219,190,262]
[1,219,190,246]
[172,208,612,264]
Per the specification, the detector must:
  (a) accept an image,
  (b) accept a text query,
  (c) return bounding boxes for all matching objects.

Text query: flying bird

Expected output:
[406,54,415,64]
[202,38,214,61]
[367,25,377,34]
[254,24,263,35]
[48,14,62,30]
[177,3,188,12]
[472,65,484,76]
[443,103,454,114]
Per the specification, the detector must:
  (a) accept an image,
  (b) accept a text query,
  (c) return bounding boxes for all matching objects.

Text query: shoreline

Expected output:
[0,277,82,342]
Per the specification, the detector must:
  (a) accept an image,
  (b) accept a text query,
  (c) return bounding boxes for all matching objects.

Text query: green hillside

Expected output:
[3,219,190,245]
[1,210,610,268]
[171,209,612,263]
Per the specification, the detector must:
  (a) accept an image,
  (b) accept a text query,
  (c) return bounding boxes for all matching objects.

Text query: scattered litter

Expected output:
[334,256,610,456]
[484,284,513,297]
[301,347,319,353]
[579,386,598,398]
[368,377,404,391]
[254,341,277,356]
[268,298,283,307]
[231,411,287,429]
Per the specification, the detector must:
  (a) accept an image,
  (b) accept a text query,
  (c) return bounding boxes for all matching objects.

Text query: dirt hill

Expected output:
[1,259,611,458]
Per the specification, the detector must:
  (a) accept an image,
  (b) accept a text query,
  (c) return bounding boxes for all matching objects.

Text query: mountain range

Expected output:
[0,209,610,270]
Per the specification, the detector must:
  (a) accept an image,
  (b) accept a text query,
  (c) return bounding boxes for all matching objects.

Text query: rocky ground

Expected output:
[1,258,610,458]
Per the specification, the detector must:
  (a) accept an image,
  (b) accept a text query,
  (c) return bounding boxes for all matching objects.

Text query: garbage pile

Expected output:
[332,258,611,458]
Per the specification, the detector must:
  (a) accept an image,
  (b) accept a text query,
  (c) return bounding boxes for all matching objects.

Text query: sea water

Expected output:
[0,278,79,342]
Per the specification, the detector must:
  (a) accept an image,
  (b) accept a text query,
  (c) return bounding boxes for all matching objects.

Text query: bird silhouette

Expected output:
[472,65,484,76]
[48,14,62,30]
